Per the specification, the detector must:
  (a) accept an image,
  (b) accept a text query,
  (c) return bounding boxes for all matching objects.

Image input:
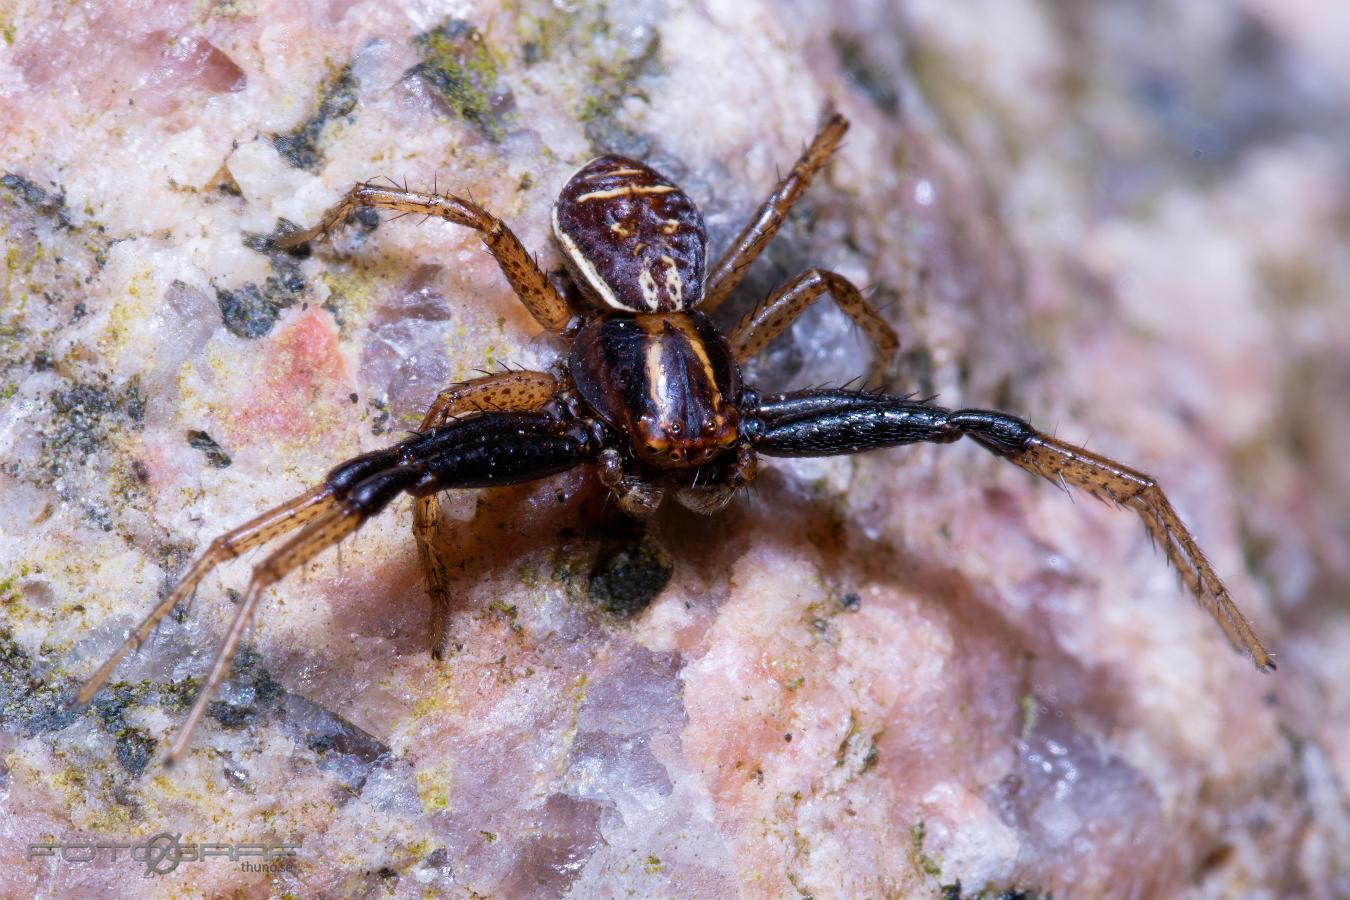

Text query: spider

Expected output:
[75,111,1273,766]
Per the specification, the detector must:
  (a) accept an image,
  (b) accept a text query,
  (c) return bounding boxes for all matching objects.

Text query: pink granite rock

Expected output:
[1,1,1347,897]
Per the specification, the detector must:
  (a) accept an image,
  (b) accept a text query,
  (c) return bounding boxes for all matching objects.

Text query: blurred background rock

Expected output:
[1,1,1347,896]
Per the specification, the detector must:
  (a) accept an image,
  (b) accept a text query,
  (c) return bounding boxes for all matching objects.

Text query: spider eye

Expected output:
[702,420,716,434]
[670,422,682,435]
[669,449,683,462]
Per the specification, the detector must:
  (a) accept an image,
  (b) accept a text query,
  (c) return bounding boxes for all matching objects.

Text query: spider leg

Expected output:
[995,432,1271,669]
[419,370,559,429]
[597,447,666,518]
[413,370,560,658]
[748,389,1274,671]
[74,486,337,706]
[80,410,600,765]
[729,268,899,385]
[167,503,365,764]
[702,111,849,313]
[674,442,759,514]
[276,184,573,333]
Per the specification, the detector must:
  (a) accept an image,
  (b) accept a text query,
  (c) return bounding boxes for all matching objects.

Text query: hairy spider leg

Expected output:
[276,184,573,332]
[166,503,365,765]
[1000,433,1272,670]
[418,370,560,430]
[729,267,899,385]
[702,112,850,313]
[673,441,759,514]
[750,390,1274,671]
[74,486,337,707]
[412,370,560,658]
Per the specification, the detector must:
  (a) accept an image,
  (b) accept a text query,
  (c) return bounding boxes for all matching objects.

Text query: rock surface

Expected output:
[2,0,1348,897]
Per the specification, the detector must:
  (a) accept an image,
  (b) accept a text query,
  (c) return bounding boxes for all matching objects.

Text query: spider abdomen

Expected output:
[569,311,740,467]
[552,155,707,312]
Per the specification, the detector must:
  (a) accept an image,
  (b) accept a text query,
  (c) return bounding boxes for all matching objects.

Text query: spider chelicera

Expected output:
[75,112,1273,766]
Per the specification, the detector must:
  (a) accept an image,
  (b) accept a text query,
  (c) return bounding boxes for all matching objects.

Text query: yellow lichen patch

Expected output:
[415,760,455,814]
[85,793,139,833]
[408,667,460,722]
[0,566,32,625]
[97,266,158,364]
[412,18,509,142]
[13,750,130,834]
[317,268,378,327]
[557,672,590,762]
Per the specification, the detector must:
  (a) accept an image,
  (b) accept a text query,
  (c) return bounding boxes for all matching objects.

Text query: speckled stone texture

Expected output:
[2,1,1348,897]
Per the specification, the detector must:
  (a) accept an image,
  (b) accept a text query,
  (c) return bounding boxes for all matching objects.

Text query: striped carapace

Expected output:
[76,111,1273,768]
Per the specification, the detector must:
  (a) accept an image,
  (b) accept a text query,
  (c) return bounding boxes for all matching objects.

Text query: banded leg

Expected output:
[750,390,1274,671]
[413,370,559,658]
[729,268,899,384]
[703,112,850,313]
[276,184,573,332]
[74,486,337,706]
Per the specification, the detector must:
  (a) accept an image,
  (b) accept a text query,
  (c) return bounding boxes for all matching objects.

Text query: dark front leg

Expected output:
[78,410,600,767]
[329,411,600,506]
[410,371,561,658]
[748,389,1274,672]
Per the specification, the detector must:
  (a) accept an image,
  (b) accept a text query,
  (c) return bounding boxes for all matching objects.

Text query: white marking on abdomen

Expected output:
[576,184,676,203]
[638,267,660,310]
[553,203,627,310]
[660,254,682,306]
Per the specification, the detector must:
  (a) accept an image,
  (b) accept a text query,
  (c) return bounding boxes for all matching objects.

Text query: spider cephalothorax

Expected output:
[75,112,1273,767]
[568,310,742,469]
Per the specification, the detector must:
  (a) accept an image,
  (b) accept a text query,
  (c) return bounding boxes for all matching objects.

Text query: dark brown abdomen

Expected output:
[552,155,707,312]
